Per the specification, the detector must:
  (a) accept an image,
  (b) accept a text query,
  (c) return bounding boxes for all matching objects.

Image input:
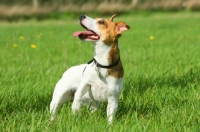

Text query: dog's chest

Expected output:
[84,65,121,102]
[90,79,108,102]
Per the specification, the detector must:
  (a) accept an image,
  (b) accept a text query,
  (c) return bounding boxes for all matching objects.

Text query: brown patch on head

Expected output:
[95,18,116,45]
[95,15,130,45]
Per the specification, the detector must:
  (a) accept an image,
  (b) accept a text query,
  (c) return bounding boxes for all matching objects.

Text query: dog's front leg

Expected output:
[72,80,90,114]
[107,96,118,124]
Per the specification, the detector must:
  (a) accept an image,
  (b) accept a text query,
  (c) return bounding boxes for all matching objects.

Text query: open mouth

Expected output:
[73,24,100,40]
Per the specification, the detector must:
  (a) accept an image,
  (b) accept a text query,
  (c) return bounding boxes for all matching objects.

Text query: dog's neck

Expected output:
[92,40,120,66]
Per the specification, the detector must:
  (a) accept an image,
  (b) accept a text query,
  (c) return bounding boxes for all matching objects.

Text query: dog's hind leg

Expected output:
[50,82,75,120]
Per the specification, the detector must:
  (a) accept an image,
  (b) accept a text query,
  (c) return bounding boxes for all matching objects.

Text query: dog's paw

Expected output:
[72,100,81,114]
[50,115,55,121]
[89,107,97,113]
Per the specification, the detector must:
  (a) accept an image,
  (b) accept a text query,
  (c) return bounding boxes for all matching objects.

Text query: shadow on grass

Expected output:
[0,91,52,118]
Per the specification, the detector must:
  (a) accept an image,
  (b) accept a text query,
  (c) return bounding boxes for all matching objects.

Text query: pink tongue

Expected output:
[73,31,94,37]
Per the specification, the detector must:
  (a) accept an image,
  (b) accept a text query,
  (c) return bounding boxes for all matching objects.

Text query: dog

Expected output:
[50,14,130,123]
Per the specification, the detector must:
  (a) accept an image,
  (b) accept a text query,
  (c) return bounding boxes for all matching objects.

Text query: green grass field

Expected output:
[0,12,200,131]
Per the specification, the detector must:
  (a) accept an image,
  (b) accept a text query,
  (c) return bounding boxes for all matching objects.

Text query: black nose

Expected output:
[79,15,86,20]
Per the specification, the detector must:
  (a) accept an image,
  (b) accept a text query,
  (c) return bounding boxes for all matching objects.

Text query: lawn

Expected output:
[0,12,200,131]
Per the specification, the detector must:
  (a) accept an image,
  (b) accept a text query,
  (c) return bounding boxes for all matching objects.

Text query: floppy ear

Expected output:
[116,22,130,34]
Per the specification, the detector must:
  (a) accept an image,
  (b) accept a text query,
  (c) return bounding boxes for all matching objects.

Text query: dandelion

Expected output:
[13,44,17,48]
[150,36,154,40]
[31,44,36,49]
[19,36,24,40]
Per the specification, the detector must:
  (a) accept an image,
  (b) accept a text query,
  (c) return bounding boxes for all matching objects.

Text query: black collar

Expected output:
[87,57,120,69]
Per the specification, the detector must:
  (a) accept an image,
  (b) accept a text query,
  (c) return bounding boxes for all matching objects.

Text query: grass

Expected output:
[0,12,200,131]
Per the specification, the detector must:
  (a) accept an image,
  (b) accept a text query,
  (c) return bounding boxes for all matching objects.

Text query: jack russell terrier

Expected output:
[50,14,130,123]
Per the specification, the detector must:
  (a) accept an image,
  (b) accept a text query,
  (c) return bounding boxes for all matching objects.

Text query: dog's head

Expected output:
[73,15,130,45]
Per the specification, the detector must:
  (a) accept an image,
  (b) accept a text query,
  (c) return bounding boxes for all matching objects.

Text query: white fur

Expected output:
[50,15,124,123]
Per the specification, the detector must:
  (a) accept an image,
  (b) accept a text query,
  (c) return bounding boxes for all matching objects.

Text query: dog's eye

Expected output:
[98,20,105,25]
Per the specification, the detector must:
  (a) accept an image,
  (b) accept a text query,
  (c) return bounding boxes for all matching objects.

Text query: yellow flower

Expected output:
[19,36,24,40]
[150,36,154,40]
[31,44,36,49]
[13,44,17,48]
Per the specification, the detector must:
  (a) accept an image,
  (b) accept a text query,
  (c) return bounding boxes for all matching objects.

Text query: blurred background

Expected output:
[0,0,200,21]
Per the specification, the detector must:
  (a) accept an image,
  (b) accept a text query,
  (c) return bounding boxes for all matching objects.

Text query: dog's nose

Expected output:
[79,15,86,20]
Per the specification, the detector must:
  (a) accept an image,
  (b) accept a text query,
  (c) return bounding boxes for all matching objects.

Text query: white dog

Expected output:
[50,14,130,123]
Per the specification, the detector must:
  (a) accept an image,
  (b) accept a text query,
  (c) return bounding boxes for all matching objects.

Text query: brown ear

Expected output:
[116,22,130,34]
